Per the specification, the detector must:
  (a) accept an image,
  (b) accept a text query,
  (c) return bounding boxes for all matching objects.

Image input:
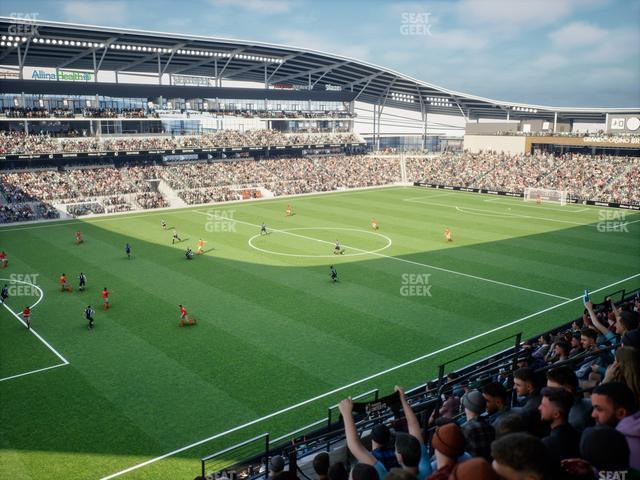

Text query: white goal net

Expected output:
[523,187,568,206]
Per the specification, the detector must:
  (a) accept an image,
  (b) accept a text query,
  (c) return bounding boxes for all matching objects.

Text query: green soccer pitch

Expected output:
[1,186,639,480]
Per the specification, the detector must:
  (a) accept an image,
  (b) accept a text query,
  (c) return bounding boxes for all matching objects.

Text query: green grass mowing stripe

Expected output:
[99,272,640,480]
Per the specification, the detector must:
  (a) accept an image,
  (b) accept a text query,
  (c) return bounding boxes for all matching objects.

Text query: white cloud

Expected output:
[549,21,607,47]
[62,1,128,24]
[455,0,575,27]
[208,0,295,14]
[273,30,371,61]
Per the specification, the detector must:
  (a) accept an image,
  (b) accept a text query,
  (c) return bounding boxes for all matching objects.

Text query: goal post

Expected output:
[523,187,568,206]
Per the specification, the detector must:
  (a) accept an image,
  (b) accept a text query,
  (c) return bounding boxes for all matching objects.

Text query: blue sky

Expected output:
[2,0,639,107]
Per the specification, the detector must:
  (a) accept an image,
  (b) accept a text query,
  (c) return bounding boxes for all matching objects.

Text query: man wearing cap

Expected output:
[460,389,495,461]
[426,422,466,480]
[538,387,580,463]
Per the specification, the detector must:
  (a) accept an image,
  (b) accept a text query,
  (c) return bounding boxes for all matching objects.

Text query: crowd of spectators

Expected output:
[2,107,74,118]
[66,202,105,217]
[0,202,58,223]
[0,130,363,155]
[317,294,640,480]
[406,151,640,205]
[163,156,401,203]
[135,192,168,209]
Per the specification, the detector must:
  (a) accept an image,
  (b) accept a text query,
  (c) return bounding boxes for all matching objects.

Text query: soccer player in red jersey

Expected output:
[22,306,31,329]
[101,287,110,309]
[444,228,452,242]
[75,231,83,245]
[178,304,196,327]
[59,273,72,292]
[0,251,8,268]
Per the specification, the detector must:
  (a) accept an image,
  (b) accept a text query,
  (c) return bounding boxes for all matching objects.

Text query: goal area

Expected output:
[523,187,568,206]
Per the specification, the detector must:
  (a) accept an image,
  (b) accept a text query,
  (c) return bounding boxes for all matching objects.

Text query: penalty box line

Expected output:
[99,272,640,480]
[0,279,69,383]
[195,210,570,301]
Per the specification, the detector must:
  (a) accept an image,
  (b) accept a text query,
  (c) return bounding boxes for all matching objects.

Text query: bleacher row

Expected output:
[0,131,363,155]
[1,150,639,223]
[198,290,640,480]
[2,107,356,120]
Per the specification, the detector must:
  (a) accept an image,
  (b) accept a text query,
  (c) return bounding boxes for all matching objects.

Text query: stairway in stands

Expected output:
[157,179,187,208]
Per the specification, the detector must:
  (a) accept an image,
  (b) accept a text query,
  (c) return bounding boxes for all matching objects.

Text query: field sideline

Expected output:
[1,186,639,480]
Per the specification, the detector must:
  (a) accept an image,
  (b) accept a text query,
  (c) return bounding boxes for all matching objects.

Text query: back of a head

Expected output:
[593,381,638,414]
[491,433,549,480]
[270,455,285,474]
[580,426,630,472]
[546,366,578,393]
[328,462,349,480]
[350,463,378,480]
[431,422,465,460]
[494,412,526,439]
[449,457,498,480]
[394,432,421,468]
[383,468,417,480]
[313,452,330,476]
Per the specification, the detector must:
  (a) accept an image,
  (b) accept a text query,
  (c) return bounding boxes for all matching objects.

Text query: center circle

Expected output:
[248,227,393,258]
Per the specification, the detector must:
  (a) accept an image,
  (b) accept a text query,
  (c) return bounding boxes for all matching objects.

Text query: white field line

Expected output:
[0,279,69,382]
[482,197,589,213]
[196,210,570,301]
[0,362,68,383]
[99,272,640,480]
[404,198,593,227]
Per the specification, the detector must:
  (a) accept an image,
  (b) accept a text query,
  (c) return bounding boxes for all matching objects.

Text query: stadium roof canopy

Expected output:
[1,17,638,123]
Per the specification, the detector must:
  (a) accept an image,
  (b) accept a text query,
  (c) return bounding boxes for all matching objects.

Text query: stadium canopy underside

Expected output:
[1,16,638,124]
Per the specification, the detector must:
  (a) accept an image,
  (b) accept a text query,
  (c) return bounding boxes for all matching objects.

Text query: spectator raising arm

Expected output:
[395,385,424,443]
[338,398,377,466]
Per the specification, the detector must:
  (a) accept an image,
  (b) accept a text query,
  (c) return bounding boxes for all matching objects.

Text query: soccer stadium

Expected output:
[0,3,639,480]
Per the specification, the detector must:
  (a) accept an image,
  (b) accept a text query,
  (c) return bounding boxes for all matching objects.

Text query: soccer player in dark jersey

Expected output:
[125,243,132,259]
[85,305,95,330]
[260,223,268,236]
[330,266,338,283]
[1,284,8,303]
[78,272,87,292]
[172,228,181,244]
[185,248,194,260]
